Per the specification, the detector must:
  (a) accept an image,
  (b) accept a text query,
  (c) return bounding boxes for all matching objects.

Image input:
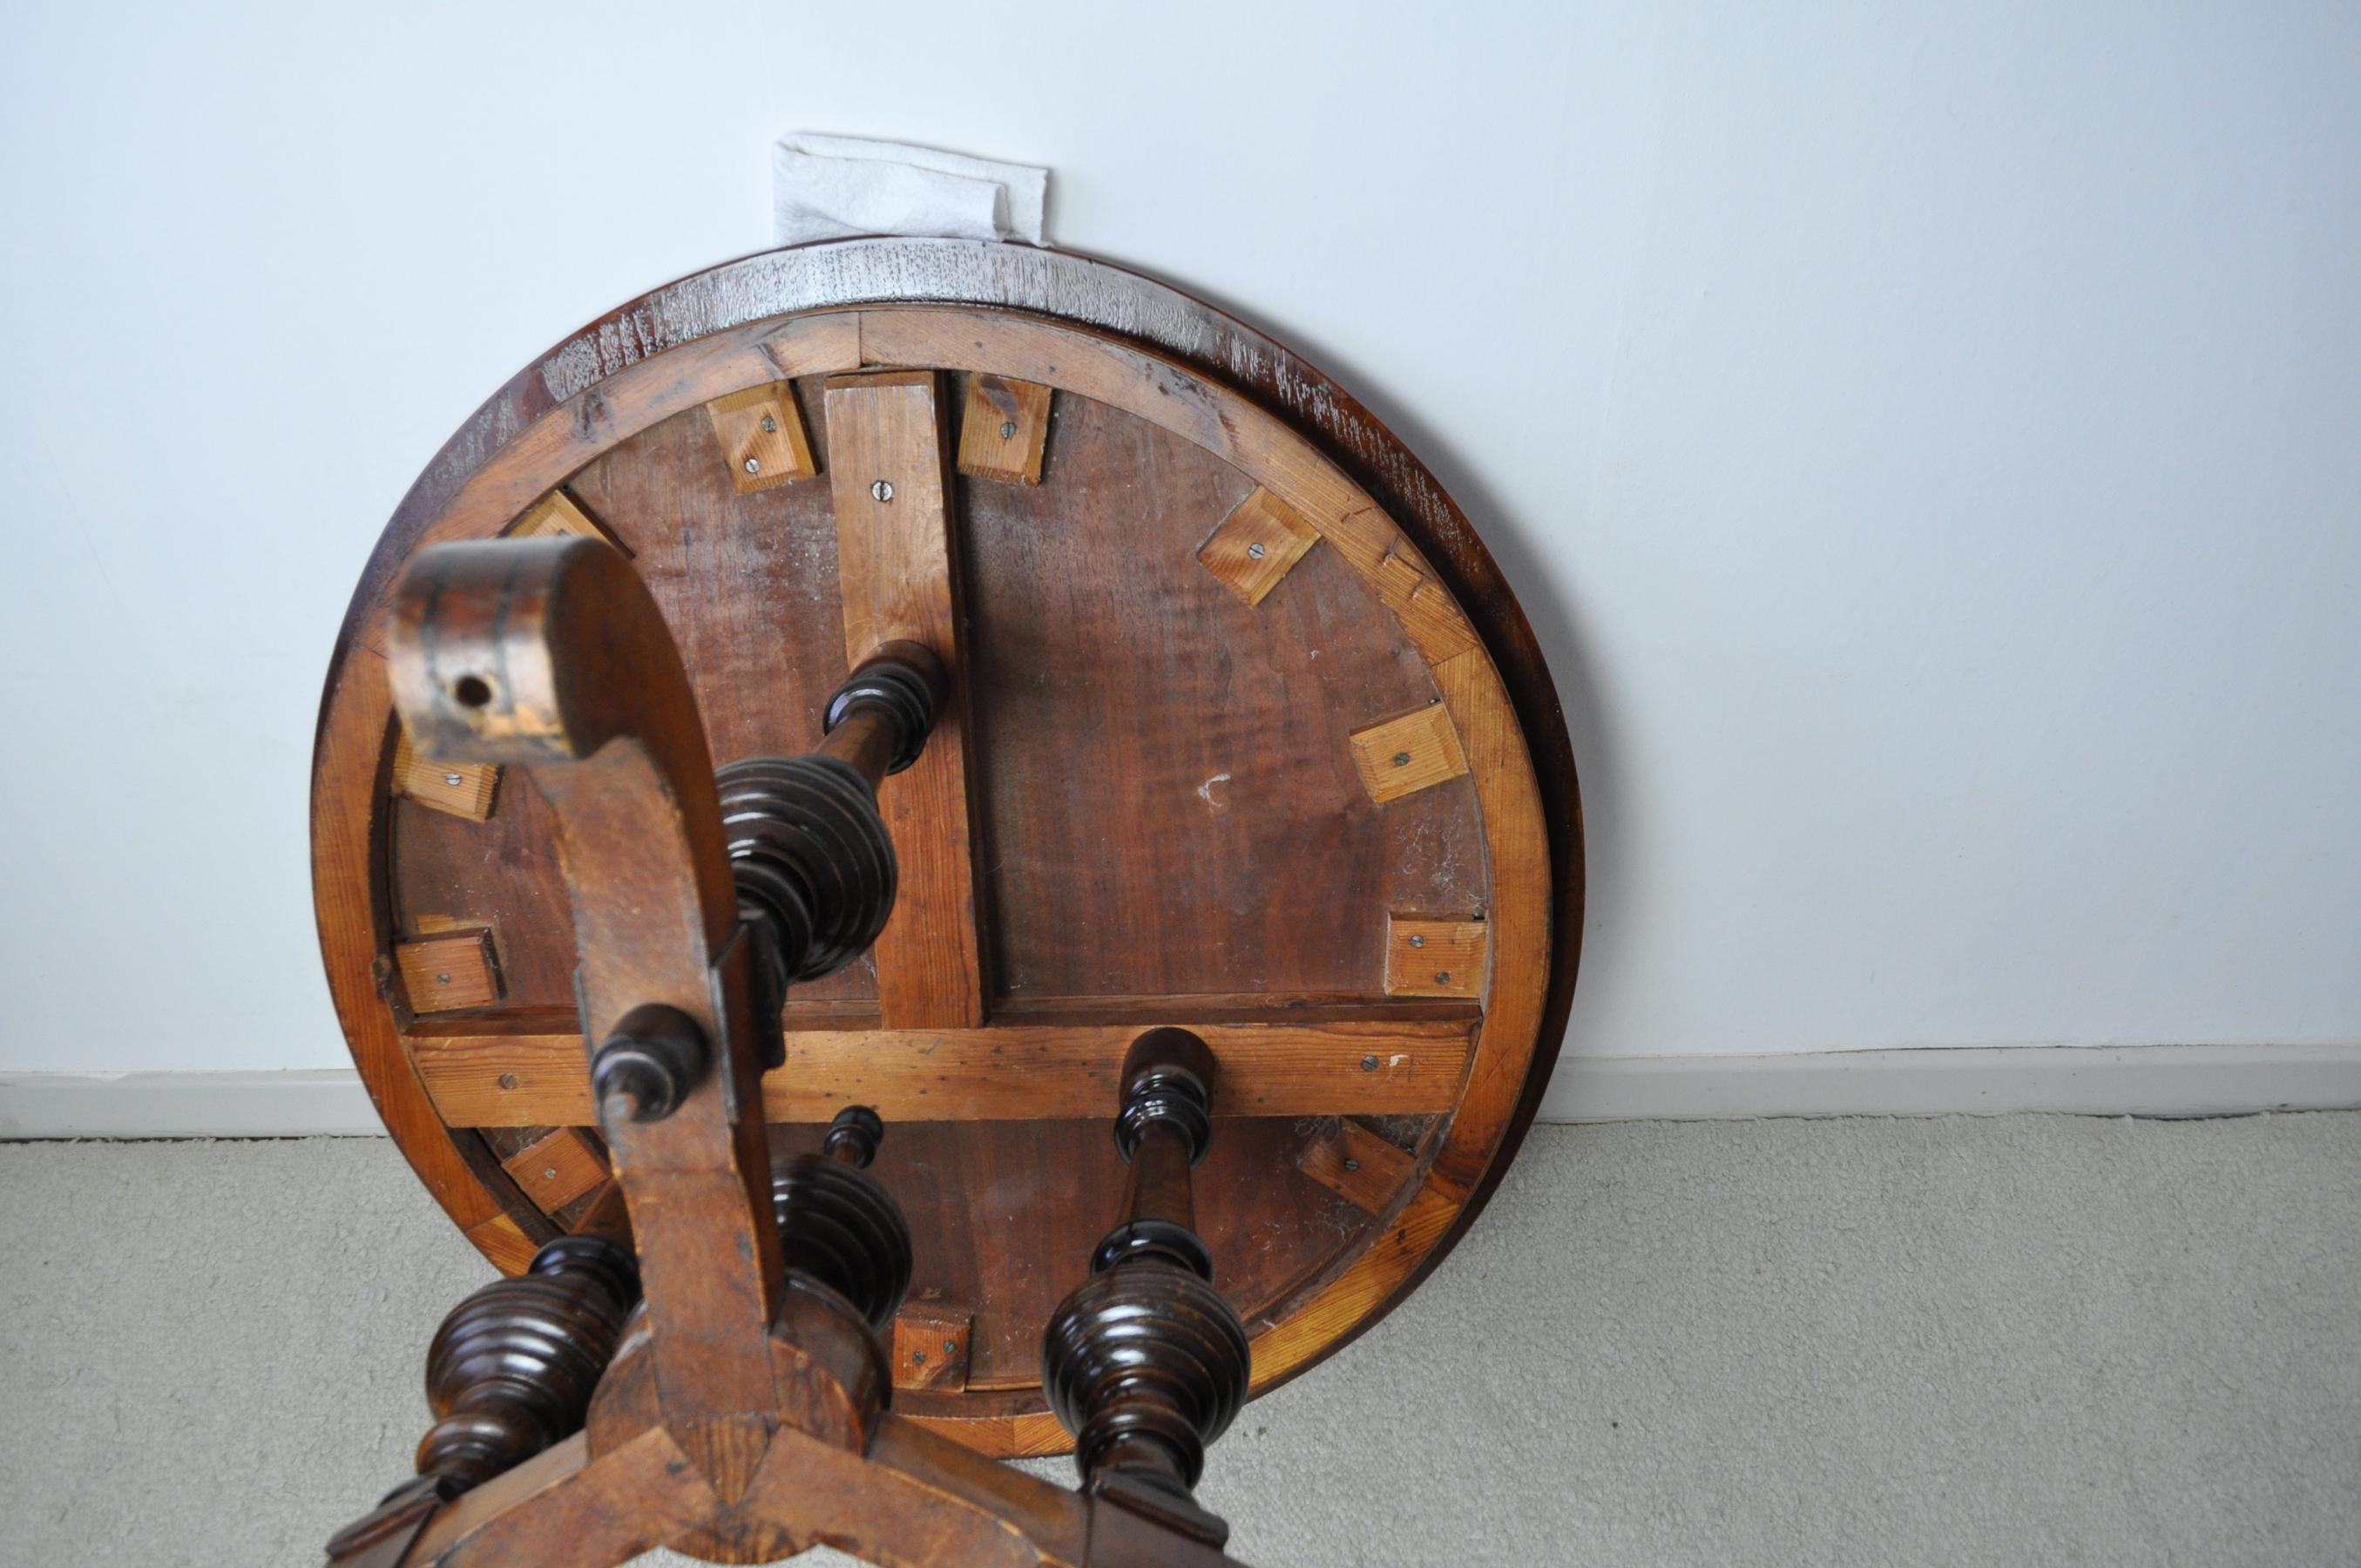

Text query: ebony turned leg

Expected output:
[771,1105,915,1334]
[326,1233,640,1565]
[713,642,946,1072]
[586,642,946,1118]
[1042,1027,1252,1548]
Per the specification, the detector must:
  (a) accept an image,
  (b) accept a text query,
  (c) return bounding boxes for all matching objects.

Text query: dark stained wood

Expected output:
[958,391,1480,998]
[315,244,1583,1454]
[414,1234,640,1492]
[1042,1030,1248,1548]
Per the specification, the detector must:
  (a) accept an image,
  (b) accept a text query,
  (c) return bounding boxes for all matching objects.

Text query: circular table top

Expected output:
[311,239,1583,1454]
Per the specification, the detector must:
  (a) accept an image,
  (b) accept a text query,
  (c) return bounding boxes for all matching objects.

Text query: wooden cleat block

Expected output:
[707,382,818,491]
[390,731,498,821]
[955,374,1052,484]
[500,1128,609,1214]
[1296,1119,1417,1213]
[1347,703,1470,804]
[1197,487,1320,606]
[892,1303,973,1392]
[461,1211,542,1276]
[1383,915,1487,999]
[508,489,632,556]
[396,927,503,1014]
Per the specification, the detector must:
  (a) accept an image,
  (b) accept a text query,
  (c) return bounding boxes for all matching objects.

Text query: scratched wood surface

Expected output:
[317,242,1582,1456]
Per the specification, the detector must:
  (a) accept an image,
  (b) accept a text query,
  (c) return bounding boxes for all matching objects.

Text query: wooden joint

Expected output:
[499,1128,609,1215]
[1383,915,1487,999]
[391,731,498,821]
[461,1211,543,1275]
[396,926,503,1014]
[1197,487,1319,606]
[892,1304,974,1392]
[1347,704,1470,804]
[1296,1119,1417,1213]
[955,374,1052,484]
[707,382,818,491]
[507,490,632,556]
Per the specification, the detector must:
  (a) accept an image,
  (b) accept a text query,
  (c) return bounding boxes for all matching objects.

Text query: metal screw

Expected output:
[1360,1054,1379,1072]
[443,771,463,787]
[543,1166,558,1180]
[871,479,894,502]
[999,420,1018,440]
[761,415,778,433]
[1393,752,1412,767]
[1343,1158,1360,1172]
[1247,542,1267,560]
[912,1350,926,1366]
[1409,935,1425,948]
[1436,971,1452,985]
[944,1339,959,1354]
[744,456,761,475]
[435,973,451,985]
[497,1073,519,1091]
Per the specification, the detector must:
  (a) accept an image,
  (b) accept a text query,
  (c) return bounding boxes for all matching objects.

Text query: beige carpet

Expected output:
[3,1113,2357,1565]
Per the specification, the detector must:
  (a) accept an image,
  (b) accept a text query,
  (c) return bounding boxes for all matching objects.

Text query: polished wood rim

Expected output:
[312,240,1584,1454]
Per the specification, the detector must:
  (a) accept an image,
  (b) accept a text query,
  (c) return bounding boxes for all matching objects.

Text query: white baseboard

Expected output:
[0,1071,386,1139]
[1539,1044,2361,1122]
[3,1045,2358,1139]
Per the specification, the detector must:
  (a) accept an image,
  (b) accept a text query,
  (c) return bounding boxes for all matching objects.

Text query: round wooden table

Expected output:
[311,239,1584,1457]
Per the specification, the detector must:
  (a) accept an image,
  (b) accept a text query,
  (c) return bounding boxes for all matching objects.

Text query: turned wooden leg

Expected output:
[1041,1028,1252,1549]
[771,1105,916,1334]
[718,643,946,1070]
[326,1234,640,1565]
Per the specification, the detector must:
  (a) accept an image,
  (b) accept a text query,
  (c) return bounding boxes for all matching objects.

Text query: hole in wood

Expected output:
[451,674,493,709]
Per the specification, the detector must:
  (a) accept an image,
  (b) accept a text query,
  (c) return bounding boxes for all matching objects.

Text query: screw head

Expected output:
[999,420,1018,440]
[497,1073,519,1091]
[1435,971,1452,985]
[1360,1054,1379,1072]
[1393,751,1412,767]
[542,1166,558,1180]
[442,771,463,787]
[944,1338,959,1353]
[871,479,895,502]
[744,456,761,475]
[1408,935,1425,948]
[434,973,450,985]
[1247,541,1267,560]
[1343,1158,1360,1172]
[761,415,778,433]
[911,1350,926,1366]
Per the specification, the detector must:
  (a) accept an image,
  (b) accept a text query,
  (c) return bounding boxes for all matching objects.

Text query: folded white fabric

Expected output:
[771,134,1049,247]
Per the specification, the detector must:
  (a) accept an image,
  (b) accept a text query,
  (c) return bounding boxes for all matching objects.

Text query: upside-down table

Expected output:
[312,240,1583,1565]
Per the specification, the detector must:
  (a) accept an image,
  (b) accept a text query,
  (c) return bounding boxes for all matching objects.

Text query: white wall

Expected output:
[3,1,2357,1076]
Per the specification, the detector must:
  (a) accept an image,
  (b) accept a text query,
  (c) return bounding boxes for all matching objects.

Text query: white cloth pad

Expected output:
[771,134,1049,247]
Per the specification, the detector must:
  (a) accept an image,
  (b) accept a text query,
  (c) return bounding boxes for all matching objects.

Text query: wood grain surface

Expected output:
[312,244,1581,1453]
